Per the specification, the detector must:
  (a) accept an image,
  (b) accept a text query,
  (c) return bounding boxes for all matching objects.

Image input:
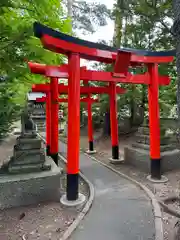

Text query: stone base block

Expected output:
[124,146,180,173]
[0,157,61,209]
[147,175,168,183]
[135,134,175,145]
[132,142,177,152]
[86,149,97,155]
[109,157,124,164]
[15,138,42,150]
[60,193,86,207]
[13,149,45,164]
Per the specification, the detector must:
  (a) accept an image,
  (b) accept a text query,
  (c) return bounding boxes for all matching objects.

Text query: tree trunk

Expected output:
[173,0,180,130]
[102,0,124,136]
[172,0,180,233]
[129,85,135,126]
[67,0,74,18]
[103,108,111,136]
[112,1,123,47]
[113,15,123,47]
[176,39,180,124]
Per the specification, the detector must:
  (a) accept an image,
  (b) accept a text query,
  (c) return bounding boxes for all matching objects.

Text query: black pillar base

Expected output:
[51,153,59,166]
[46,145,50,156]
[89,141,94,152]
[151,159,161,180]
[67,173,79,201]
[112,145,119,159]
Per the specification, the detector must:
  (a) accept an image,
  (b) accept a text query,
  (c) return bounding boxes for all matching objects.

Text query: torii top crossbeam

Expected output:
[34,22,175,64]
[28,62,170,85]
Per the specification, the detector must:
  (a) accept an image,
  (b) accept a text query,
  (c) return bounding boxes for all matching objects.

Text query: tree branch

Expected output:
[142,2,174,36]
[116,1,173,36]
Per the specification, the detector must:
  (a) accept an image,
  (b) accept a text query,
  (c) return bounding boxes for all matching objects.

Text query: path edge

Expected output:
[58,153,95,240]
[38,134,95,240]
[82,151,164,240]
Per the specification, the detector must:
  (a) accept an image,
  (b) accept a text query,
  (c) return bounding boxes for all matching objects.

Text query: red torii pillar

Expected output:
[50,77,59,165]
[109,51,132,163]
[34,55,83,201]
[109,81,120,162]
[114,51,170,182]
[46,92,51,156]
[67,53,81,201]
[83,80,97,154]
[147,63,163,181]
[87,97,95,153]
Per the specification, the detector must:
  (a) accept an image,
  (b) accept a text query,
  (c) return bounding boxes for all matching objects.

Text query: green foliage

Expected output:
[93,0,176,127]
[121,0,175,119]
[0,0,71,137]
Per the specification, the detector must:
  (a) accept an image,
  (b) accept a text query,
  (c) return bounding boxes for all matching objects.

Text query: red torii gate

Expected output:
[31,82,126,159]
[31,21,174,204]
[28,61,127,161]
[35,95,99,155]
[29,61,169,160]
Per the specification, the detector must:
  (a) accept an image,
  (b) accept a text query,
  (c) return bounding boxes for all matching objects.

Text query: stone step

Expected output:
[135,134,176,145]
[13,150,45,164]
[18,133,38,139]
[15,139,42,150]
[132,142,177,152]
[8,163,51,174]
[14,148,45,156]
[137,126,166,136]
[16,137,42,143]
[10,154,45,166]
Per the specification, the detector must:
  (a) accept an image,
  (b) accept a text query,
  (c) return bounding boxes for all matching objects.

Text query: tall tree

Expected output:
[0,0,71,137]
[62,0,111,34]
[67,0,74,17]
[113,0,175,121]
[172,0,180,124]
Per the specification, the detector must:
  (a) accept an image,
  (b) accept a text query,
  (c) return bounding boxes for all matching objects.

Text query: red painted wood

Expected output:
[46,92,51,149]
[32,84,126,94]
[36,96,99,103]
[50,77,59,155]
[67,53,81,174]
[148,64,160,159]
[28,61,86,76]
[87,99,93,142]
[29,62,170,85]
[40,34,174,64]
[32,84,49,92]
[28,62,46,75]
[109,82,119,148]
[114,51,131,77]
[35,96,47,102]
[45,66,170,85]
